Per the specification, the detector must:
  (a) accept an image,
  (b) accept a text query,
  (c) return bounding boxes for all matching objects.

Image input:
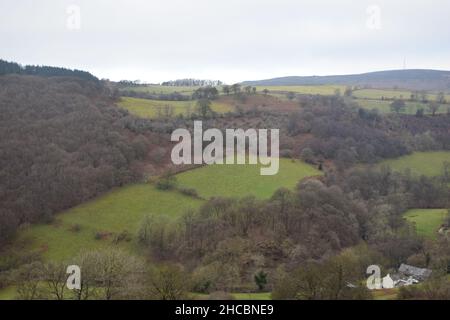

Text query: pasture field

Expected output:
[117,97,234,118]
[404,208,448,239]
[0,286,16,300]
[379,152,450,177]
[177,158,322,199]
[355,99,447,114]
[13,158,321,262]
[255,85,346,96]
[17,184,202,261]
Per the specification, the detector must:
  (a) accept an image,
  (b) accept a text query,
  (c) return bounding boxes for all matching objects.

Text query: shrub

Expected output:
[156,173,177,190]
[70,224,82,233]
[94,232,103,240]
[94,231,111,240]
[113,230,132,244]
[254,270,268,291]
[300,148,315,164]
[178,187,199,198]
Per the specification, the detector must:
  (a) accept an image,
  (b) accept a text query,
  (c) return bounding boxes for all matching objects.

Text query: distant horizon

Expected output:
[4,57,450,85]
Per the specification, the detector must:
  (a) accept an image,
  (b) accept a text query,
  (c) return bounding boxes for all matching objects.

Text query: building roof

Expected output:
[398,264,432,279]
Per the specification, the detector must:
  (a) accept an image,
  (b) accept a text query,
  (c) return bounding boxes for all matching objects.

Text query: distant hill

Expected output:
[242,69,450,91]
[0,59,99,82]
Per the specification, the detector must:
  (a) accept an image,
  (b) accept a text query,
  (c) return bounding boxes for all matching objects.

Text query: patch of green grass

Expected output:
[404,209,448,240]
[372,288,399,300]
[177,158,322,199]
[14,158,321,263]
[379,152,450,177]
[117,97,233,118]
[255,85,346,96]
[18,184,202,261]
[0,286,16,300]
[232,292,272,300]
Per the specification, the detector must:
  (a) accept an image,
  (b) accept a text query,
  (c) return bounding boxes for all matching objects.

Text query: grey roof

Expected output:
[398,264,432,279]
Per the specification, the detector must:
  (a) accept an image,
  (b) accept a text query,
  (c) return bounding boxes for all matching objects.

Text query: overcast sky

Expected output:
[1,0,449,83]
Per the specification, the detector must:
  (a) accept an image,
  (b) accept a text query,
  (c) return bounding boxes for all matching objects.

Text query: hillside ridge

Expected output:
[242,69,450,91]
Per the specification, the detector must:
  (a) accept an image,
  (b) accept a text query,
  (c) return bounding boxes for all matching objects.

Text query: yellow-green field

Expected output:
[117,97,234,118]
[379,152,450,177]
[404,208,448,240]
[0,286,16,300]
[9,158,321,264]
[177,158,322,199]
[16,184,202,261]
[193,292,272,300]
[372,288,399,300]
[231,292,272,300]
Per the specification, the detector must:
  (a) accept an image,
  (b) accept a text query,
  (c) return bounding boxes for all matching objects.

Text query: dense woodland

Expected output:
[0,59,98,82]
[0,71,449,299]
[137,167,449,295]
[0,75,159,245]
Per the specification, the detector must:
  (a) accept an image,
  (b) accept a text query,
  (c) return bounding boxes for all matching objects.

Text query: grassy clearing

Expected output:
[177,158,322,199]
[372,288,399,300]
[15,158,321,261]
[232,292,272,300]
[117,97,234,118]
[0,286,16,300]
[255,85,346,96]
[18,184,202,261]
[379,152,450,177]
[404,209,448,240]
[191,292,271,300]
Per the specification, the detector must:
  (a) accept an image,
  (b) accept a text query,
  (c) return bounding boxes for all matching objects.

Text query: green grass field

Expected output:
[255,85,346,96]
[192,292,271,300]
[231,292,272,300]
[13,158,321,262]
[117,97,234,118]
[404,208,448,240]
[0,286,16,300]
[372,288,399,300]
[177,158,322,199]
[17,184,203,261]
[379,152,450,177]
